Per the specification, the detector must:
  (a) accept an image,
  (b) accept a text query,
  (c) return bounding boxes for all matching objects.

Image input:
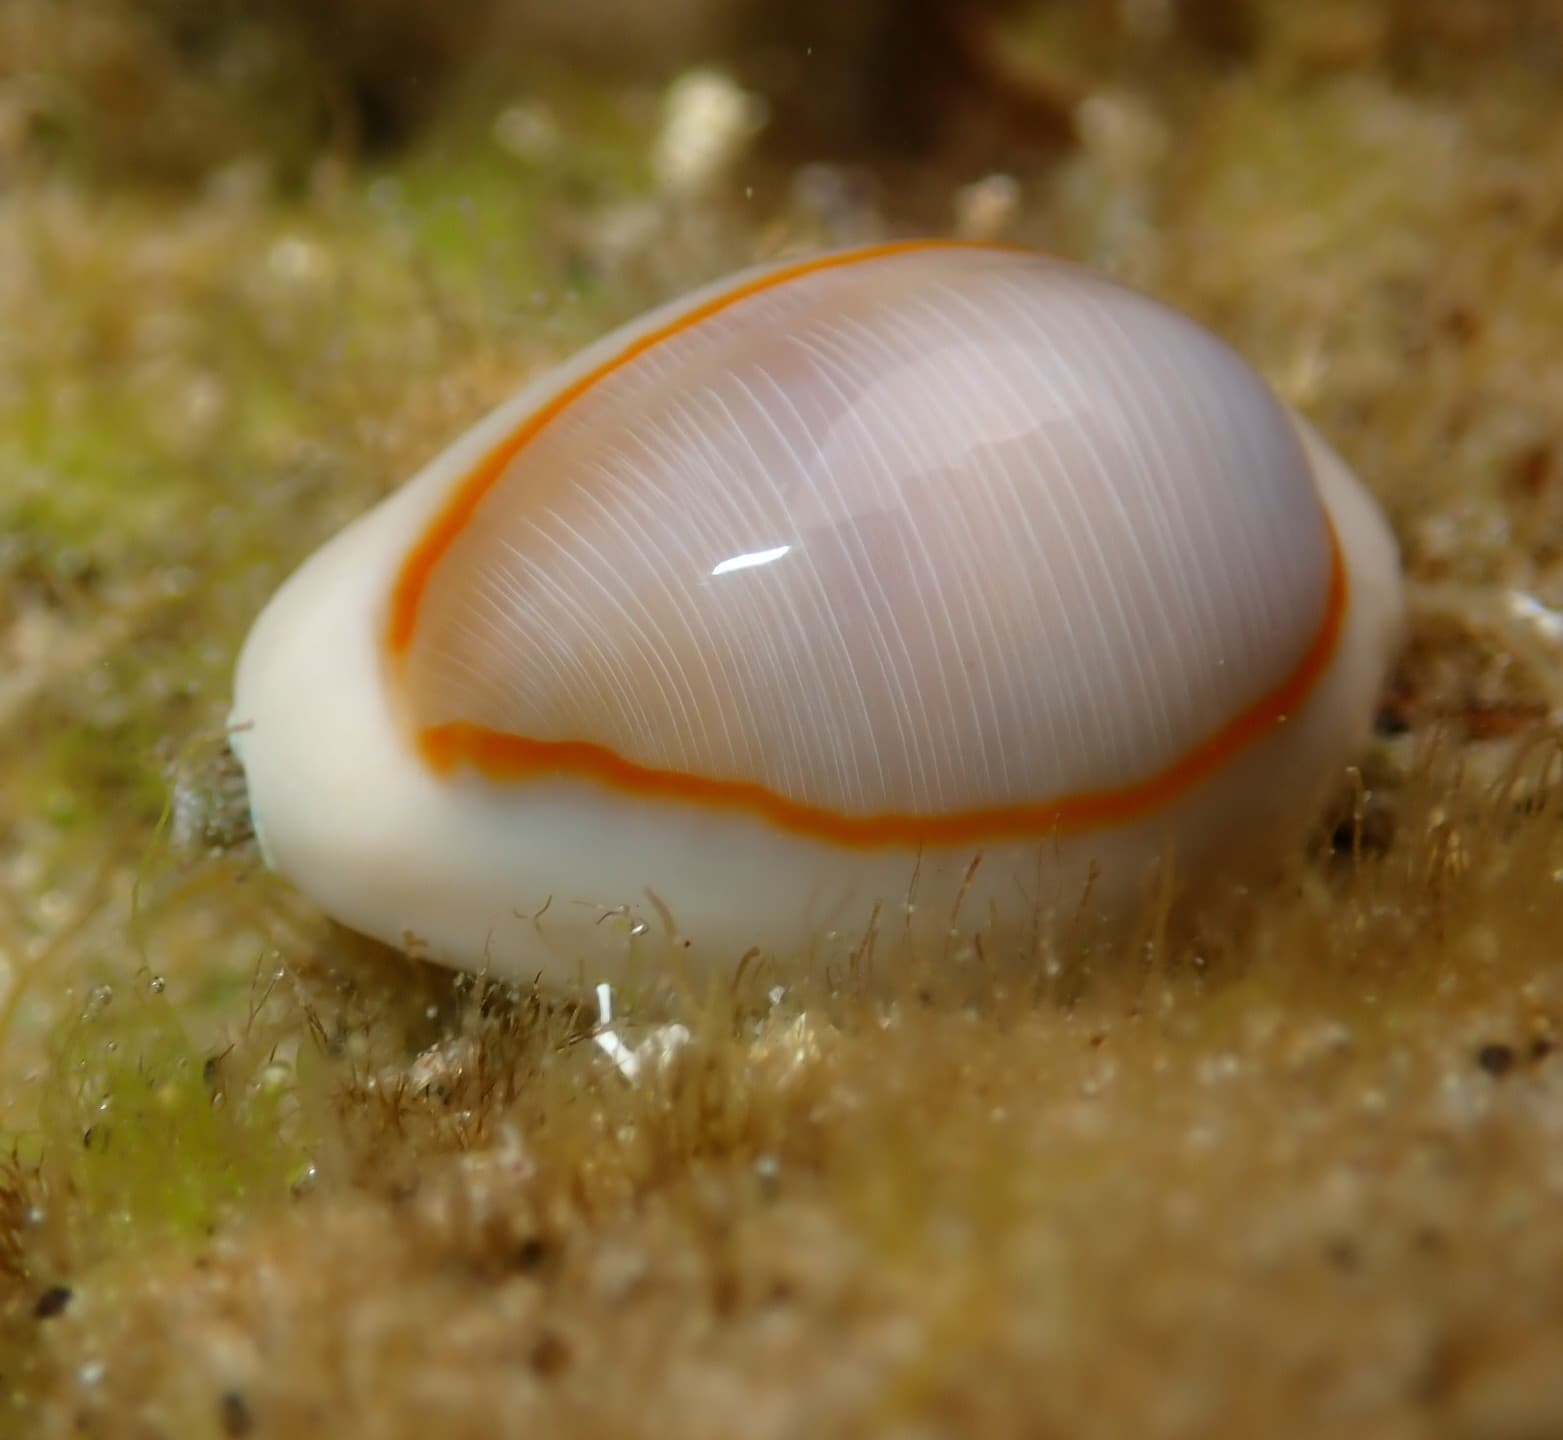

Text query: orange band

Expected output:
[416,519,1347,846]
[392,238,1349,846]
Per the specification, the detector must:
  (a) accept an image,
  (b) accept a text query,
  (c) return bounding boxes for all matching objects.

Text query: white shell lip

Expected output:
[229,243,1407,981]
[1294,415,1406,712]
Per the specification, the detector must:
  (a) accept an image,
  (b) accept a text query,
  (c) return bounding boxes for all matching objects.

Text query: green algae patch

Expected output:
[33,975,307,1255]
[0,961,321,1425]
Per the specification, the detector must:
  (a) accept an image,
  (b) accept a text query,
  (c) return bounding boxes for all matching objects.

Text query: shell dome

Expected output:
[230,241,1404,979]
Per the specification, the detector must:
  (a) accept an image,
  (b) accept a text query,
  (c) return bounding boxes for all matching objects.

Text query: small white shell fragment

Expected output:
[652,69,766,196]
[492,101,562,164]
[592,983,692,1083]
[229,241,1404,981]
[952,173,1021,240]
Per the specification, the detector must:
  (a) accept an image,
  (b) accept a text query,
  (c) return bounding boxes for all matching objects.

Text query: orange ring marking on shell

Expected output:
[390,238,1350,846]
[415,523,1348,847]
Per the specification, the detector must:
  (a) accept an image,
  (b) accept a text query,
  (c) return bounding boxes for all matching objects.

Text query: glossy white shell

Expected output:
[230,243,1403,980]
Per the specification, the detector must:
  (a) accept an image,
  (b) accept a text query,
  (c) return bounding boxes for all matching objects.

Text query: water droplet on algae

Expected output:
[149,975,166,995]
